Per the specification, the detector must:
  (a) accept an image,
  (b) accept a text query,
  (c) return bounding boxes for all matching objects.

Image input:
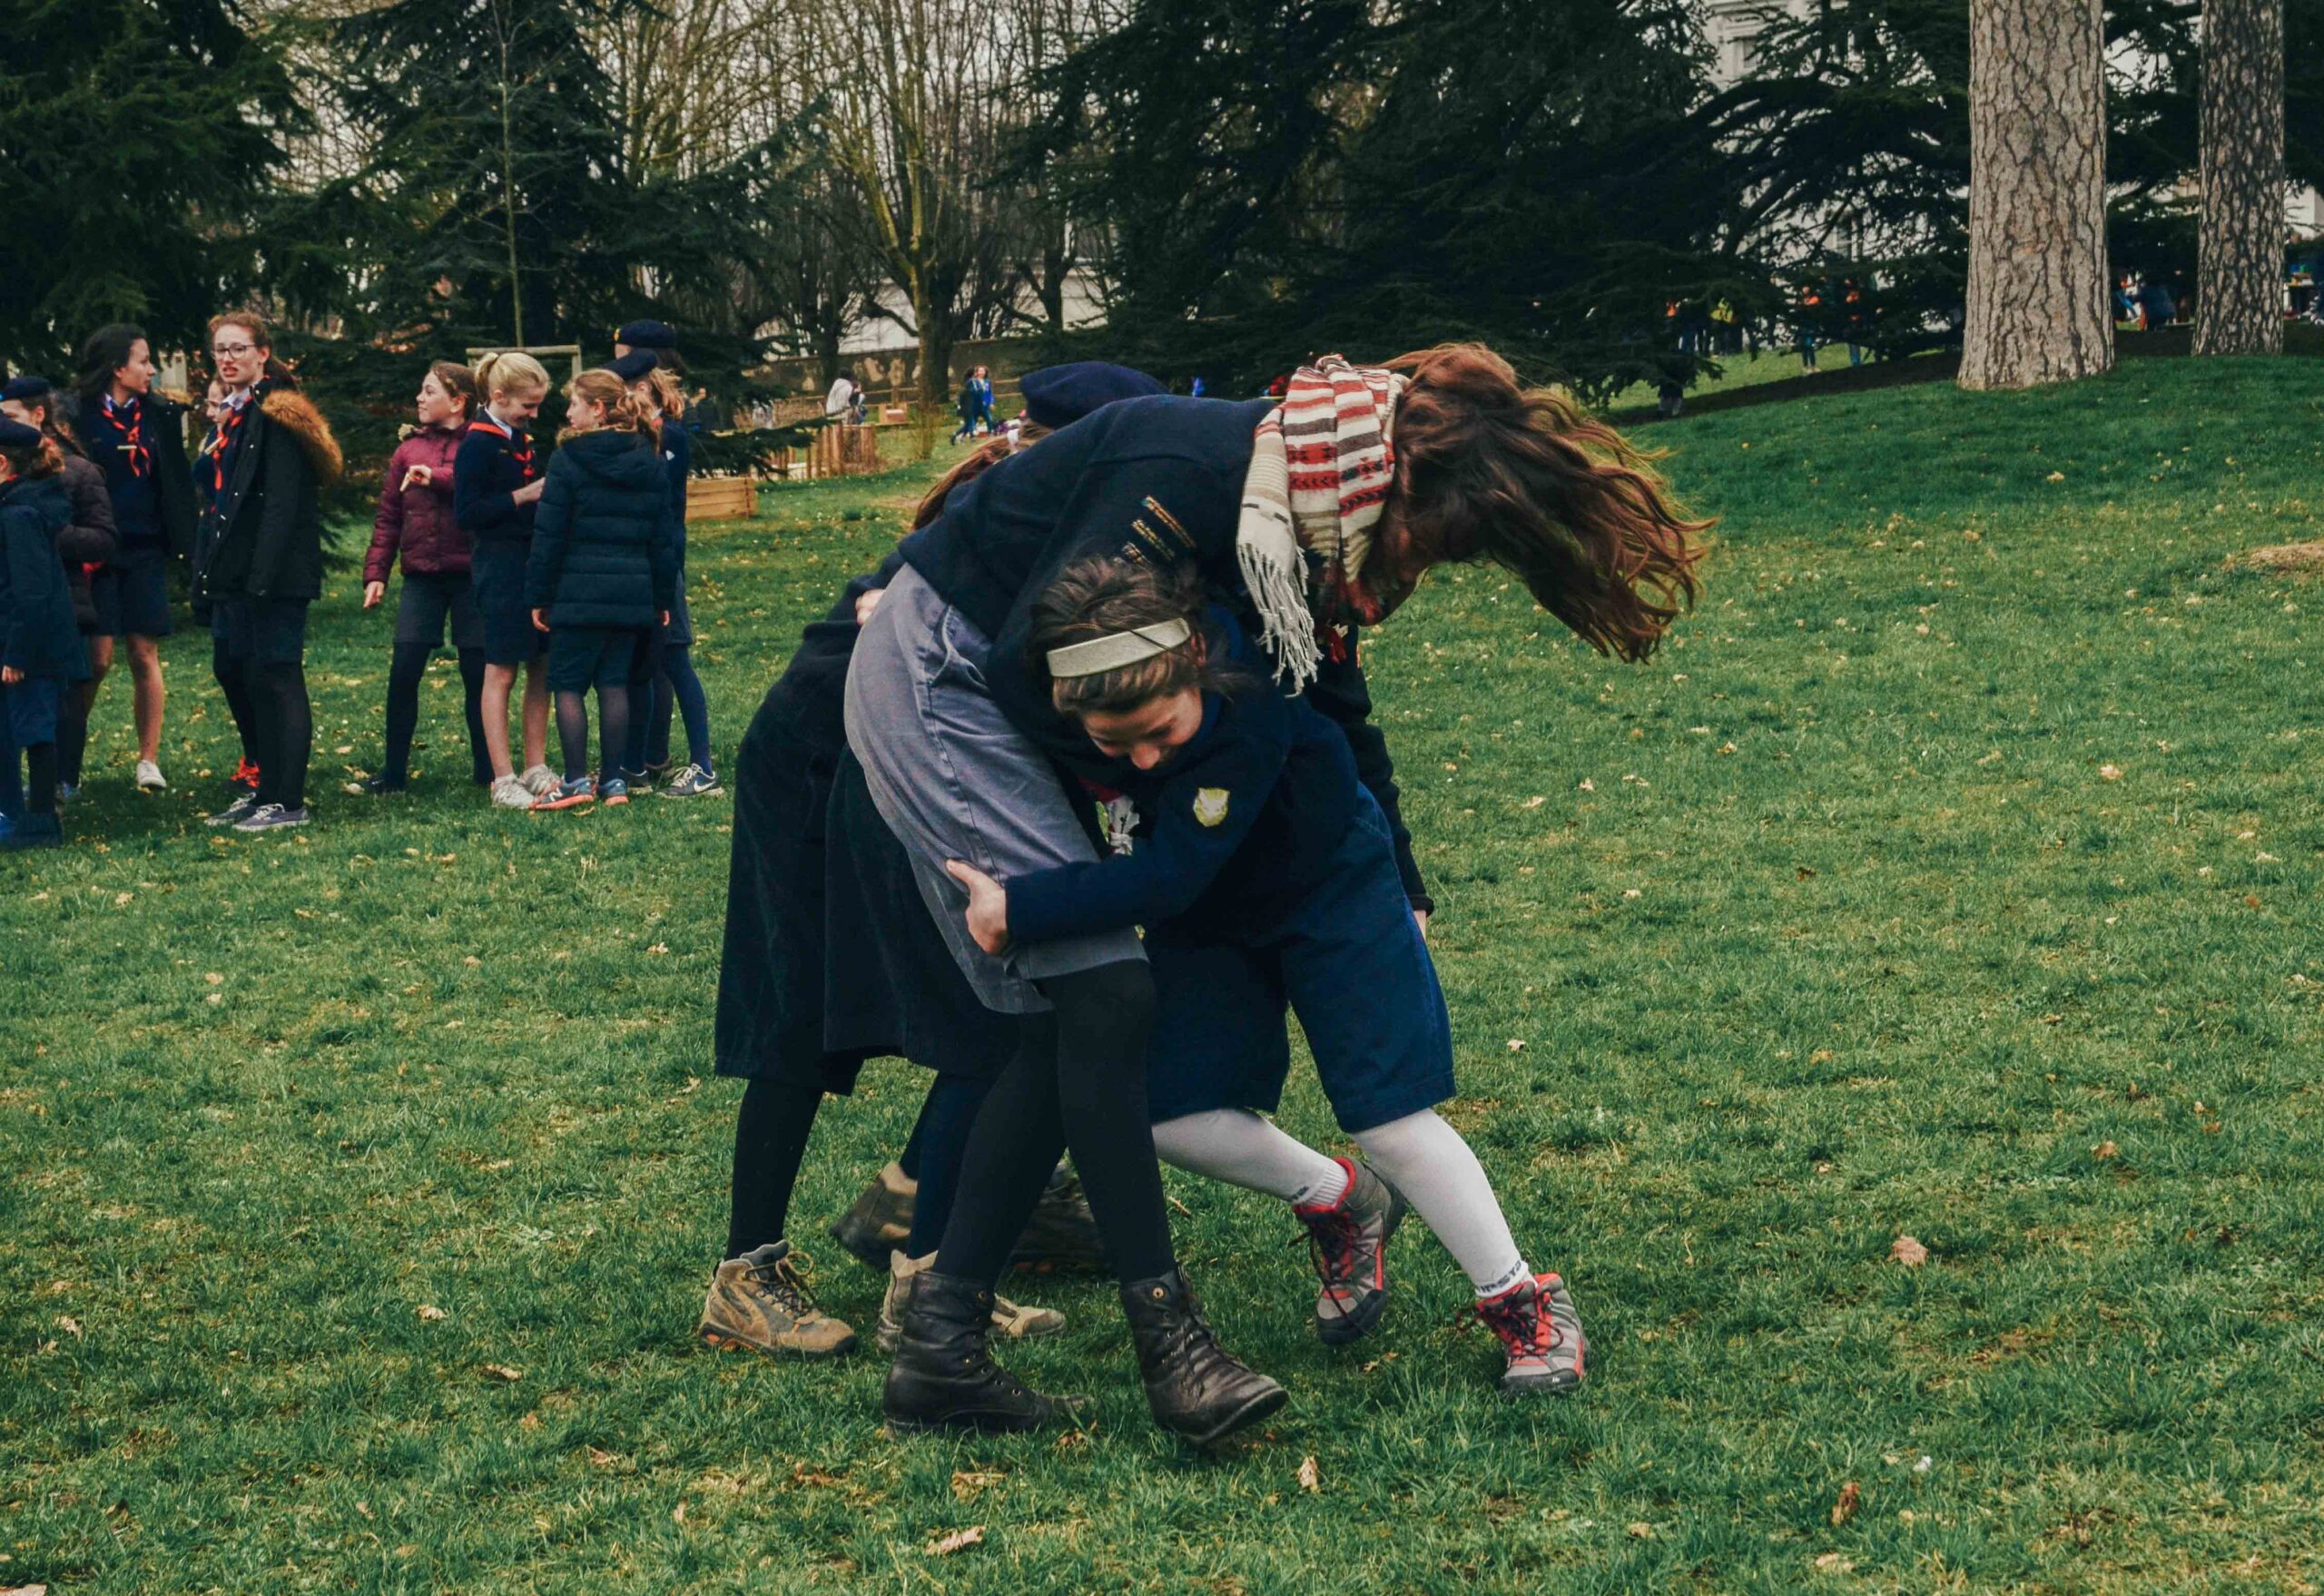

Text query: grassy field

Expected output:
[7,356,2324,1594]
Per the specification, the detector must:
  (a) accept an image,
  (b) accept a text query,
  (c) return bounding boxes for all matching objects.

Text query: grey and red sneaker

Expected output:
[1475,1271,1588,1395]
[1294,1158,1405,1345]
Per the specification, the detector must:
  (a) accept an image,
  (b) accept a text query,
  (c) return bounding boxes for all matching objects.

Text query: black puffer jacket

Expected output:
[194,380,343,606]
[55,446,118,632]
[524,429,677,628]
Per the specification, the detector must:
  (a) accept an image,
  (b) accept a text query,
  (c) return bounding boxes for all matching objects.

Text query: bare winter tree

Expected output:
[1960,0,2113,389]
[2194,0,2286,356]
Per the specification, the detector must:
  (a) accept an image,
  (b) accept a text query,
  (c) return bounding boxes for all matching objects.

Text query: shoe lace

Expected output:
[747,1252,821,1317]
[1471,1280,1558,1359]
[1293,1205,1363,1294]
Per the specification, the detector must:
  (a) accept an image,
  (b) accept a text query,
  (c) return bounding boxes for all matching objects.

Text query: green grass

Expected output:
[7,363,2324,1594]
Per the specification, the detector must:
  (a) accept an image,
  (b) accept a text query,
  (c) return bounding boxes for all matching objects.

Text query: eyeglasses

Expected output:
[212,342,259,359]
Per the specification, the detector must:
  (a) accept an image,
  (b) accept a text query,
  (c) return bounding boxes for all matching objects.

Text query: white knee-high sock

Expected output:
[1353,1109,1528,1298]
[1152,1108,1350,1208]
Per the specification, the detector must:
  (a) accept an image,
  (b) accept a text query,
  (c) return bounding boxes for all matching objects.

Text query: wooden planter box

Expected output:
[684,477,759,523]
[810,425,882,478]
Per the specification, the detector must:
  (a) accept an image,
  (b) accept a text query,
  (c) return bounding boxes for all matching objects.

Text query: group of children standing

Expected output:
[0,314,722,846]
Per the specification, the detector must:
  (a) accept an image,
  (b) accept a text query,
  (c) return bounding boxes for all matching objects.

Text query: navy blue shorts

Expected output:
[470,542,545,665]
[1144,790,1452,1134]
[212,598,309,666]
[547,626,649,692]
[92,557,175,639]
[1,677,62,747]
[392,569,484,651]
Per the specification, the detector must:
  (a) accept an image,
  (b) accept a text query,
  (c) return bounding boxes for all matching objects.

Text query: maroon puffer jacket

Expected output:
[364,427,470,584]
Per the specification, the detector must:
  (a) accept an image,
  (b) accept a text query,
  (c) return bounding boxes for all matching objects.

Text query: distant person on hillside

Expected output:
[1797,284,1823,369]
[1843,280,1867,366]
[2138,277,2175,330]
[458,350,556,809]
[1,377,116,802]
[612,350,720,798]
[826,371,863,424]
[0,418,81,850]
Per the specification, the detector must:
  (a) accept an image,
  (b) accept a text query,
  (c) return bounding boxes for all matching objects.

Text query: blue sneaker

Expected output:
[661,763,722,797]
[531,775,595,812]
[599,775,630,807]
[233,803,310,833]
[56,783,77,803]
[3,812,64,851]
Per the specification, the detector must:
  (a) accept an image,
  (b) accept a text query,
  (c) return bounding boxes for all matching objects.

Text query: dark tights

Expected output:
[55,681,89,788]
[628,646,712,773]
[382,642,488,784]
[25,743,58,815]
[554,685,631,783]
[723,1071,993,1261]
[212,636,261,767]
[935,961,1172,1286]
[247,662,311,809]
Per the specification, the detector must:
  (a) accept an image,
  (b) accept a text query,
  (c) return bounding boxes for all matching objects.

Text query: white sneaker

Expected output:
[491,774,536,810]
[519,763,558,797]
[134,760,167,791]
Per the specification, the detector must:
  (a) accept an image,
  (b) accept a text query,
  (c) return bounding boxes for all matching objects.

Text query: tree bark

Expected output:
[2195,0,2285,356]
[1960,0,2113,390]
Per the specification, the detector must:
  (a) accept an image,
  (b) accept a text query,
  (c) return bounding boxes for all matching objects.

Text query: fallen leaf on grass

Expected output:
[416,1305,446,1322]
[2091,1141,2120,1161]
[927,1526,984,1556]
[1506,1039,1526,1053]
[1890,1236,1929,1267]
[951,1470,1005,1502]
[1830,1480,1860,1527]
[1521,795,1545,809]
[2099,764,2123,781]
[54,1315,81,1337]
[588,1447,617,1467]
[1814,1553,1854,1573]
[1626,1522,1654,1539]
[1297,1455,1320,1493]
[672,1501,686,1525]
[481,1364,523,1382]
[4,1584,52,1595]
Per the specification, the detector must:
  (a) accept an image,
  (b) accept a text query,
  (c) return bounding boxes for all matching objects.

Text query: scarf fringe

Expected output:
[1238,531,1320,688]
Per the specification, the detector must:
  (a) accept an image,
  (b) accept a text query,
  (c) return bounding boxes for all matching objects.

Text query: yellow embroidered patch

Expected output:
[1193,788,1230,828]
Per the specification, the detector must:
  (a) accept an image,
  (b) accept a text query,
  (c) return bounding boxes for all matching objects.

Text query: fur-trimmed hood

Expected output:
[259,386,343,486]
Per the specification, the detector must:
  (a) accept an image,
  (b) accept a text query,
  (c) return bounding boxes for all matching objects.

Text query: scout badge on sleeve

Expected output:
[1193,788,1230,828]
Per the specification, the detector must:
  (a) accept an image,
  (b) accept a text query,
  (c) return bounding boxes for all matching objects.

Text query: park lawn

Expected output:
[5,355,2324,1595]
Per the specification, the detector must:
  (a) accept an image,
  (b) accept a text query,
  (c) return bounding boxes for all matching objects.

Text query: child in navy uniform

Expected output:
[0,419,84,851]
[458,351,555,809]
[609,352,719,796]
[524,369,676,811]
[946,558,1586,1397]
[0,378,116,799]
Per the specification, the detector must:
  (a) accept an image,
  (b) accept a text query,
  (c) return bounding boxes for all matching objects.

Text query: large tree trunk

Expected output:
[2194,0,2286,356]
[1960,0,2113,390]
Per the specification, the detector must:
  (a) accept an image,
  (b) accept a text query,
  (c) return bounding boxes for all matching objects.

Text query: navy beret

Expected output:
[0,417,43,449]
[1,376,54,405]
[615,320,677,350]
[607,350,660,383]
[1018,362,1166,430]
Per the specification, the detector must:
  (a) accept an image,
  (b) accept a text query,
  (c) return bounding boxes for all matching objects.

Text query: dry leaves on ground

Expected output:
[1296,1455,1320,1493]
[481,1364,522,1382]
[1830,1480,1860,1527]
[1891,1236,1929,1267]
[928,1526,985,1556]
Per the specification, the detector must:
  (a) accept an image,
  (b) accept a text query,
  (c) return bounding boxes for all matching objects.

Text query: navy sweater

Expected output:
[0,476,83,678]
[896,394,1429,909]
[453,417,541,545]
[1007,612,1357,946]
[524,429,678,628]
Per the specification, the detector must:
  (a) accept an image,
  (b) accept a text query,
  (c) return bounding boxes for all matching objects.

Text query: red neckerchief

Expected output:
[468,412,536,478]
[202,391,251,497]
[103,394,150,478]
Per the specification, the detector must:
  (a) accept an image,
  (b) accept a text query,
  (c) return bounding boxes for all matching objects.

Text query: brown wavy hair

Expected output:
[562,369,650,439]
[1031,557,1243,716]
[1385,343,1709,661]
[911,420,1053,529]
[0,432,64,481]
[426,360,479,424]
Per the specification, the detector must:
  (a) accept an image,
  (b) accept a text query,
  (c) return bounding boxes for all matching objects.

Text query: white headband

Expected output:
[1044,618,1194,680]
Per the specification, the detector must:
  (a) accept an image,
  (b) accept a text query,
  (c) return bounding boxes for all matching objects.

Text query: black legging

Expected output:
[55,680,89,788]
[555,685,632,783]
[934,961,1172,1286]
[724,1071,992,1262]
[381,642,488,784]
[249,661,311,809]
[212,635,261,768]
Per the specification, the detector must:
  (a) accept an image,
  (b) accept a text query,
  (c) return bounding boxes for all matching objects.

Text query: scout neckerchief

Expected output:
[202,388,252,499]
[1236,355,1405,689]
[103,394,150,478]
[469,409,536,478]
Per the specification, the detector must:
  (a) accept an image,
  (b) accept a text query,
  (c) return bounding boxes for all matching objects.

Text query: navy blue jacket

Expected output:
[78,391,196,559]
[453,418,541,546]
[659,420,692,567]
[524,428,678,628]
[0,475,84,678]
[1008,612,1357,946]
[897,394,1429,908]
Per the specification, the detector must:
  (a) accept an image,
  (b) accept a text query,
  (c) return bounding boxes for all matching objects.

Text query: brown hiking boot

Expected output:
[880,1248,1066,1354]
[698,1240,859,1357]
[830,1162,916,1273]
[1009,1165,1109,1275]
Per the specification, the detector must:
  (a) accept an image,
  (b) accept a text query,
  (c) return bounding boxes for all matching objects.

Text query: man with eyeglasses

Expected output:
[191,310,342,832]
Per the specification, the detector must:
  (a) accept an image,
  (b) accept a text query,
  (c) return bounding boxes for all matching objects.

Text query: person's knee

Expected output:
[1046,958,1155,1040]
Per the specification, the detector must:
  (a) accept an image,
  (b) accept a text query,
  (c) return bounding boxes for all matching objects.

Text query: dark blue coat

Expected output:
[658,420,691,567]
[453,419,541,545]
[0,475,84,679]
[78,390,197,559]
[524,429,678,628]
[898,394,1429,907]
[1009,612,1359,947]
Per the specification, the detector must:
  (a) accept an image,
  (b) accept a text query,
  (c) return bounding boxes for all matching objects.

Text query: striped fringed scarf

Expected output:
[1237,356,1408,688]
